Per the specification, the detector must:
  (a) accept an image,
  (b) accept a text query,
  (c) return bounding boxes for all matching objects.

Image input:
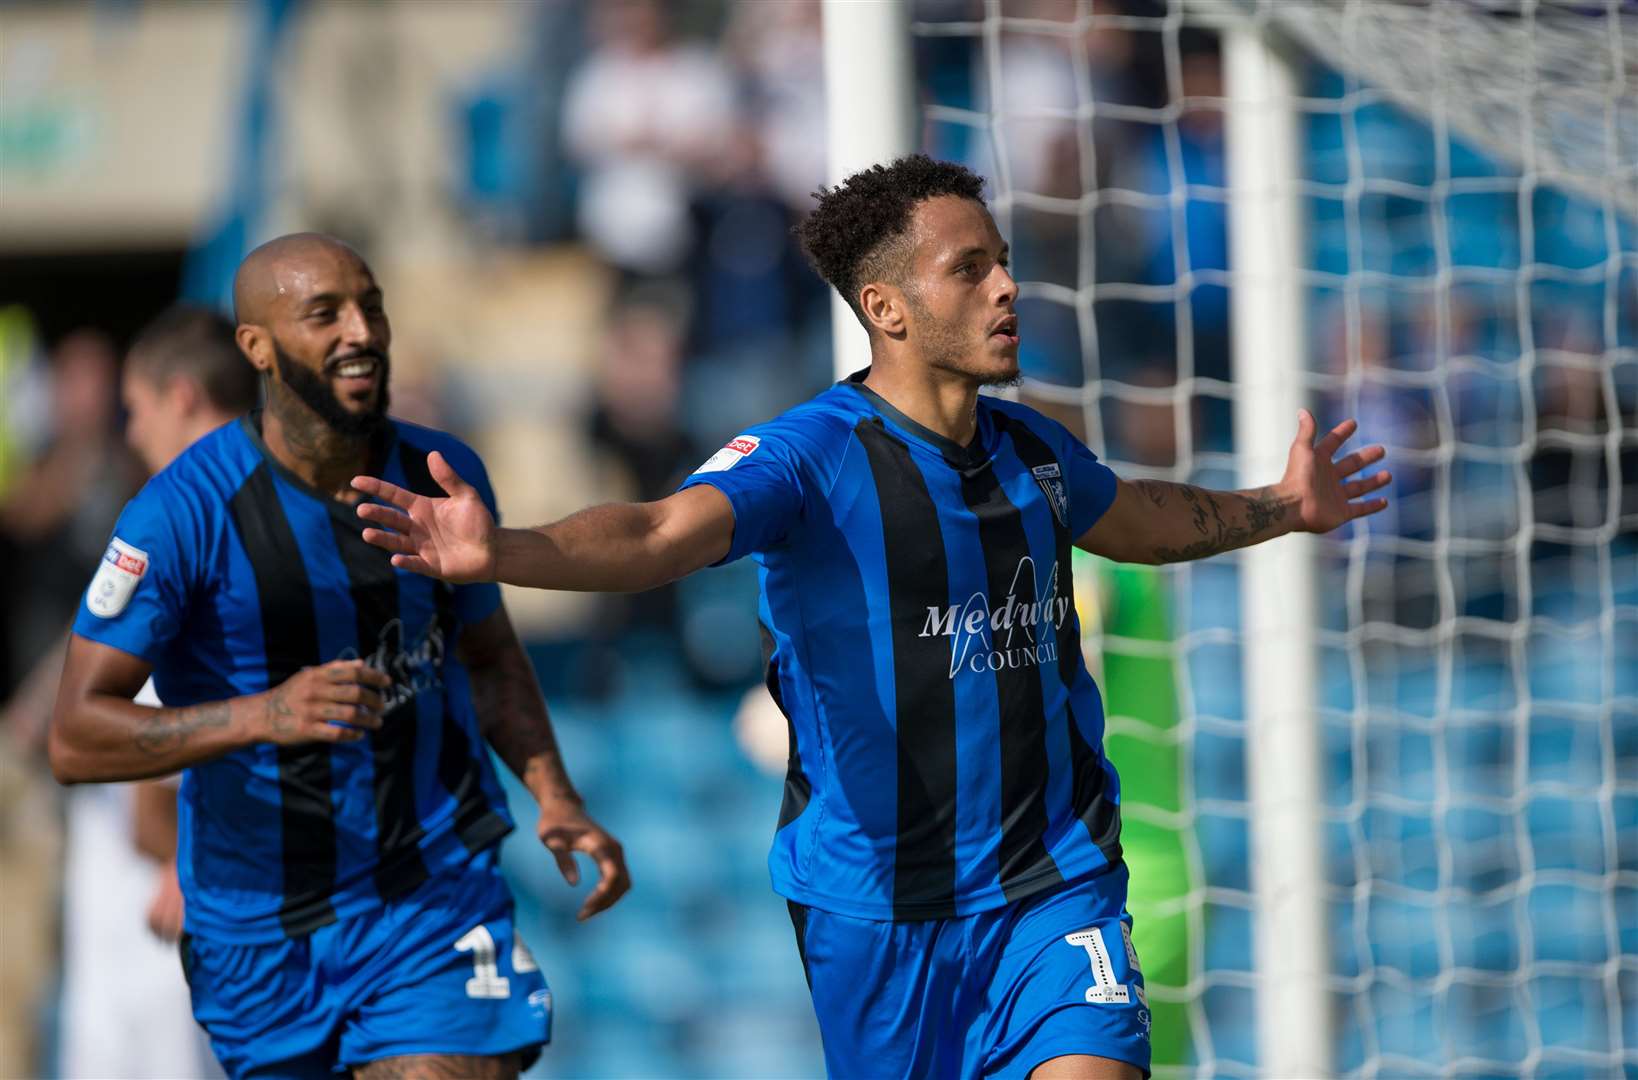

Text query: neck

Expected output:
[181,411,232,450]
[261,386,373,503]
[861,353,982,446]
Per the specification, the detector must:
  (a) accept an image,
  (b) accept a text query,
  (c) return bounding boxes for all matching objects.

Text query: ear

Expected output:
[236,324,273,374]
[166,374,203,416]
[859,282,908,337]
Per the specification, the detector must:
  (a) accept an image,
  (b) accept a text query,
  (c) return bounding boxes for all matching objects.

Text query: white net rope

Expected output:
[910,0,1637,1075]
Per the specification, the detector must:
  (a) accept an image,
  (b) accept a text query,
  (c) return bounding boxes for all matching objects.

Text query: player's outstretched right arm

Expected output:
[49,636,393,784]
[352,451,735,593]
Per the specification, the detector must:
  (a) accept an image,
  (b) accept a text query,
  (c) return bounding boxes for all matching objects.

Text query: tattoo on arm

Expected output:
[264,683,296,735]
[133,701,232,756]
[1149,483,1291,563]
[466,645,557,777]
[1133,479,1169,509]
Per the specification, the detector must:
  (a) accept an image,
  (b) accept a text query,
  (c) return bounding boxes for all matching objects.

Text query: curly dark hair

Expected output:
[796,154,988,328]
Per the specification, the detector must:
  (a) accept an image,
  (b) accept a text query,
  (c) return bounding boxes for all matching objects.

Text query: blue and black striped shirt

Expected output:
[683,371,1125,921]
[74,414,513,943]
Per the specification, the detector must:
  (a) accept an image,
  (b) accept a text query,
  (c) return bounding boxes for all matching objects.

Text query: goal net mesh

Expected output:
[909,0,1637,1074]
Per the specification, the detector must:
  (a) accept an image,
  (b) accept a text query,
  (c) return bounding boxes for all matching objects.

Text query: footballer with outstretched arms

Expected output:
[355,157,1388,1080]
[50,233,629,1080]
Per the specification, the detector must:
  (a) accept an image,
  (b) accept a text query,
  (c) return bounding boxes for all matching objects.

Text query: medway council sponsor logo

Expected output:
[918,555,1072,678]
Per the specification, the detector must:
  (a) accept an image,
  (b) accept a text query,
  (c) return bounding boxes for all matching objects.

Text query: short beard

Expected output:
[272,340,389,439]
[907,293,1020,388]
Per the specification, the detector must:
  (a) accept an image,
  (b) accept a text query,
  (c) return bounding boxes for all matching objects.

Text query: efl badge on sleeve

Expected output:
[1032,463,1069,528]
[86,537,149,618]
[693,434,761,474]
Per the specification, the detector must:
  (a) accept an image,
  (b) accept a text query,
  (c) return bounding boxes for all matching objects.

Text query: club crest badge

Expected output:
[1032,463,1069,527]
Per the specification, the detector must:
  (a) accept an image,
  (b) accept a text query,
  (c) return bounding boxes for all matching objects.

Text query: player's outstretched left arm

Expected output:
[458,606,630,921]
[1077,410,1390,565]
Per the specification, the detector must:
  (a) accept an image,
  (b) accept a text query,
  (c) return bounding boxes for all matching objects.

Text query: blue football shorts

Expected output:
[182,847,550,1078]
[790,862,1150,1079]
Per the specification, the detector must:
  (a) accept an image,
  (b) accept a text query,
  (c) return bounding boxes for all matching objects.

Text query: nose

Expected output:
[338,302,374,347]
[992,263,1017,307]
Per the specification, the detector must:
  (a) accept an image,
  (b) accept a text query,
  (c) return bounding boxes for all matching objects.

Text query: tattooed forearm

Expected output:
[1145,482,1293,564]
[465,644,583,805]
[1133,479,1170,509]
[133,701,233,756]
[1242,485,1287,535]
[263,682,297,735]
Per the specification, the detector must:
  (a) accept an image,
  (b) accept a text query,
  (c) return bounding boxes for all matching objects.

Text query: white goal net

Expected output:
[908,0,1636,1074]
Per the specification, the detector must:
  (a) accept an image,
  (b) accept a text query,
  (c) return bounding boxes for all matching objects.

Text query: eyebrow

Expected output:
[946,244,1010,266]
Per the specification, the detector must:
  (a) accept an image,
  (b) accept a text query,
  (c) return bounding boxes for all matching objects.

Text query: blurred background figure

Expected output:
[1,330,141,696]
[562,0,736,278]
[0,328,141,1077]
[3,305,254,1079]
[60,305,255,1080]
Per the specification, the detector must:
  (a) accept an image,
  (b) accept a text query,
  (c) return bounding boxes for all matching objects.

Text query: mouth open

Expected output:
[988,315,1019,346]
[329,355,382,395]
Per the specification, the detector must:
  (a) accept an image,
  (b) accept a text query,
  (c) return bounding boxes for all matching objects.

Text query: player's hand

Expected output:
[146,860,185,942]
[536,793,630,921]
[1280,410,1391,534]
[352,452,497,584]
[254,660,394,745]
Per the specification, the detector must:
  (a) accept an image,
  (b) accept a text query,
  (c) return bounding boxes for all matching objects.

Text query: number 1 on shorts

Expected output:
[1065,927,1131,1005]
[454,925,511,1000]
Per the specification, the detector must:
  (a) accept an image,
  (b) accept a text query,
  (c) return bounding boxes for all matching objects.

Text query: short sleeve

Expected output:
[1065,435,1120,538]
[72,482,194,664]
[679,429,805,564]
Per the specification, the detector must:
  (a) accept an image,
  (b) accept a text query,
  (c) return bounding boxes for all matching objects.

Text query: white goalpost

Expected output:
[820,0,918,379]
[824,0,1637,1075]
[1220,23,1331,1074]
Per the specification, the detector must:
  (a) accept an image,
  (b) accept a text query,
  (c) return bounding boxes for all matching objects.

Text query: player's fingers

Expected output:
[1348,497,1390,519]
[315,719,367,742]
[1333,444,1387,477]
[1343,471,1392,498]
[356,503,415,533]
[539,829,581,885]
[427,451,477,499]
[1294,408,1317,447]
[321,703,377,727]
[389,554,437,576]
[577,842,631,921]
[331,683,386,714]
[324,660,388,688]
[323,659,366,681]
[1316,417,1359,457]
[350,475,418,510]
[359,527,417,556]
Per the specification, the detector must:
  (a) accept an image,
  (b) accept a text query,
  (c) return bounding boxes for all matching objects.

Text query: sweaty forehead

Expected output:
[270,247,375,303]
[235,240,374,325]
[909,196,1002,266]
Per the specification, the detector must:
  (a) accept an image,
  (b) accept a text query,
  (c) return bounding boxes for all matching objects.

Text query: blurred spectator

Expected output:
[0,330,141,693]
[2,306,252,1079]
[589,286,698,507]
[578,287,700,690]
[1114,36,1230,416]
[562,0,738,275]
[722,0,825,216]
